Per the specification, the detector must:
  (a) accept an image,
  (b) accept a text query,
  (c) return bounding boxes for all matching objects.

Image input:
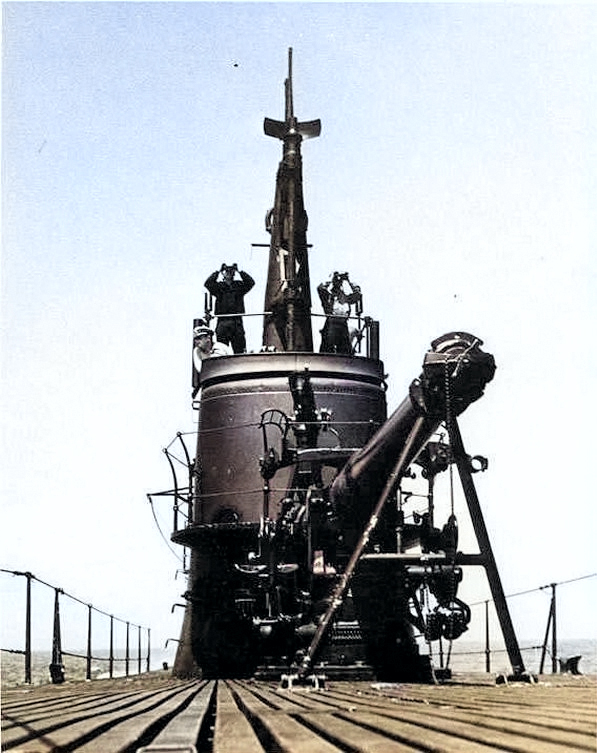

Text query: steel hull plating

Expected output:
[192,353,385,527]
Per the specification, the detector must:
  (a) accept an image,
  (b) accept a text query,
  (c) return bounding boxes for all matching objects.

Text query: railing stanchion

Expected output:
[484,600,491,673]
[551,583,558,673]
[86,604,92,680]
[25,572,32,684]
[539,583,557,674]
[138,625,142,675]
[49,588,65,684]
[126,621,130,677]
[147,628,151,673]
[109,615,114,679]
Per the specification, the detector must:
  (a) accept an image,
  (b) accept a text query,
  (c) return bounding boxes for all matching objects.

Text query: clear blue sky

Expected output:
[2,2,596,658]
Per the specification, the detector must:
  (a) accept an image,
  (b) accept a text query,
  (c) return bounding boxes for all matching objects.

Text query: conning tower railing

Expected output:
[151,418,388,538]
[201,309,381,359]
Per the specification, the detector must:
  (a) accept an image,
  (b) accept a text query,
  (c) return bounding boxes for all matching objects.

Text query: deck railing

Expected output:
[2,567,594,685]
[446,572,596,675]
[1,569,151,685]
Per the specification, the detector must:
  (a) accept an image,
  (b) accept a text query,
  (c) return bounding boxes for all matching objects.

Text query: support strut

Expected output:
[448,419,532,680]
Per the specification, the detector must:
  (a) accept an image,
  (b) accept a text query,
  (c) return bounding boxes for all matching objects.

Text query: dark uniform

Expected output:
[205,267,255,353]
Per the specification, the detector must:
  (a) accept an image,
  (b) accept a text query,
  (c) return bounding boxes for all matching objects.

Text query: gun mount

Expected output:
[163,49,527,684]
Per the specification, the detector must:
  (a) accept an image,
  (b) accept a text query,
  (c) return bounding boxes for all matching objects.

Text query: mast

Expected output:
[262,48,321,352]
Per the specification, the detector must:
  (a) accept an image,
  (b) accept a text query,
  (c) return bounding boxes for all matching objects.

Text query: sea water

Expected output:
[440,638,597,675]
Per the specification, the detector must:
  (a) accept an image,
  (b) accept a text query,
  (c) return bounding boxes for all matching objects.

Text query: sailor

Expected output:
[204,263,255,353]
[192,322,232,372]
[317,271,362,354]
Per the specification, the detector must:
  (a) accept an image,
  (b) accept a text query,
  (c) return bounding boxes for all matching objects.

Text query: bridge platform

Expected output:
[2,671,595,752]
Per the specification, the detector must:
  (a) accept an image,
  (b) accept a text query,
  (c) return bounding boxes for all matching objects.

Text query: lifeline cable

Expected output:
[147,494,184,564]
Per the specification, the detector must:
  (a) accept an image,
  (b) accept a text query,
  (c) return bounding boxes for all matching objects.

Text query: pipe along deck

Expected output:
[2,672,595,752]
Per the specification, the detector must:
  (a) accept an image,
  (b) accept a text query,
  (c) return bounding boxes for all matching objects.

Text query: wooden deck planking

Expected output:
[1,689,161,749]
[320,685,597,742]
[331,680,595,753]
[234,680,342,713]
[1,689,155,732]
[1,672,595,753]
[2,680,198,752]
[229,681,343,753]
[141,680,214,749]
[212,680,263,753]
[338,708,588,753]
[298,711,429,753]
[379,697,596,742]
[73,683,206,753]
[333,709,514,753]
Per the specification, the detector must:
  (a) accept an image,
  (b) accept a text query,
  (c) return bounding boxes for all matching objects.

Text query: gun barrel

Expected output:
[331,332,496,513]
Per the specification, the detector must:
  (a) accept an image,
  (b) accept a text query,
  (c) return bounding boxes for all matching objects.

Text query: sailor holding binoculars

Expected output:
[317,271,362,354]
[204,263,255,353]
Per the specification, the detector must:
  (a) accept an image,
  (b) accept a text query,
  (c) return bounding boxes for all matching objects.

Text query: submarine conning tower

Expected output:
[172,48,391,678]
[171,49,509,682]
[180,47,388,532]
